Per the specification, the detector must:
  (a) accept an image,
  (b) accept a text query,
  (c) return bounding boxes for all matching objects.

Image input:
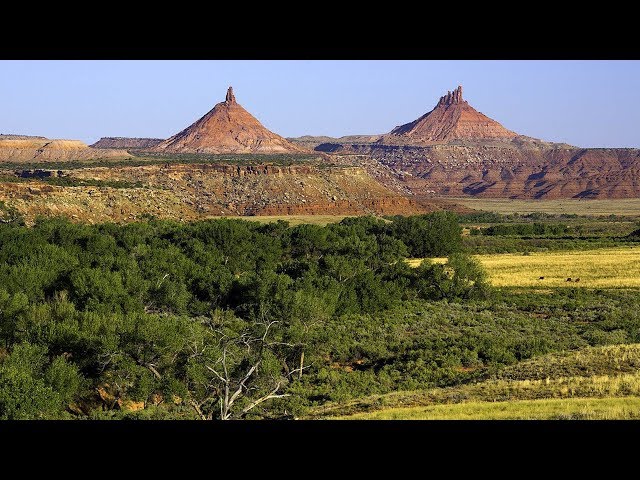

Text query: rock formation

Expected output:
[382,86,517,143]
[309,86,640,199]
[0,162,458,224]
[152,87,308,154]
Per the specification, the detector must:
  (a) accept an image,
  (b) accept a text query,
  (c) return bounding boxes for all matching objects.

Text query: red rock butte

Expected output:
[153,87,308,154]
[384,86,517,143]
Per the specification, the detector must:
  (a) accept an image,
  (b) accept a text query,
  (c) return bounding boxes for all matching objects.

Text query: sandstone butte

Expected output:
[152,87,308,155]
[382,86,517,143]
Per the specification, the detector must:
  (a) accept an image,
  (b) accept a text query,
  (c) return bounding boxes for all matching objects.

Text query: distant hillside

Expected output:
[0,163,453,224]
[90,137,164,149]
[0,134,49,140]
[289,135,381,149]
[0,137,131,162]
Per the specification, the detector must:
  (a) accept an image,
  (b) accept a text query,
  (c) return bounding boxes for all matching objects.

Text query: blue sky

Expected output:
[0,60,638,147]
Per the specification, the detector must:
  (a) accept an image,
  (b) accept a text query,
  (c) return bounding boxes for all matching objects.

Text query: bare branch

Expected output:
[287,364,311,378]
[190,399,207,420]
[146,363,162,380]
[240,382,290,416]
[156,273,170,289]
[205,365,227,384]
[227,362,258,408]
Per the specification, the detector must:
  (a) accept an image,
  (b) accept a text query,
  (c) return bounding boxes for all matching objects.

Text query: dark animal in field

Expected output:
[539,276,545,280]
[574,278,580,282]
[566,277,572,282]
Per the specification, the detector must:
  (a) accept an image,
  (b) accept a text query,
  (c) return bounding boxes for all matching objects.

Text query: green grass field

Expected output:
[409,246,640,288]
[341,396,640,420]
[447,197,640,217]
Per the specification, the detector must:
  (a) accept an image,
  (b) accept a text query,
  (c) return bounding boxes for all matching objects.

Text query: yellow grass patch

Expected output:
[477,247,640,288]
[409,247,640,288]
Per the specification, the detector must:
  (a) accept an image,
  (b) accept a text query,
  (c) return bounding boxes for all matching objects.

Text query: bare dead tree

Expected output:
[188,312,293,420]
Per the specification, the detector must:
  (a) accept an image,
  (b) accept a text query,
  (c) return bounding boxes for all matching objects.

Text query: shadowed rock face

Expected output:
[152,87,308,155]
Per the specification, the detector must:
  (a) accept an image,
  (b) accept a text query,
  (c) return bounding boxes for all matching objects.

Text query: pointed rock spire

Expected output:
[437,85,464,106]
[225,86,236,105]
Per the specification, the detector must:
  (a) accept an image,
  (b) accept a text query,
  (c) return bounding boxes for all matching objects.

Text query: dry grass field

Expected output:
[409,247,640,288]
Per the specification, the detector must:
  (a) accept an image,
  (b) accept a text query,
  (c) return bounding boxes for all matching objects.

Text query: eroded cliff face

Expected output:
[0,163,450,224]
[318,142,640,199]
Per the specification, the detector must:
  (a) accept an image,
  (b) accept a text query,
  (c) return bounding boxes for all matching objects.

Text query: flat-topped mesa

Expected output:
[437,85,464,107]
[225,86,236,105]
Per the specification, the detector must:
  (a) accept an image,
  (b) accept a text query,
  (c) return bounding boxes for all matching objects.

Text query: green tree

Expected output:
[391,212,462,257]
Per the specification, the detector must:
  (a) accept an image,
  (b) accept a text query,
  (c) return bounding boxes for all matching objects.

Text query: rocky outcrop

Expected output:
[382,85,517,143]
[153,87,308,155]
[90,137,164,149]
[318,141,640,199]
[69,163,430,216]
[0,138,131,162]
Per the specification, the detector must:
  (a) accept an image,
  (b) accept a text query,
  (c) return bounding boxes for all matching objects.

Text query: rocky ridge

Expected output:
[90,137,164,149]
[0,163,454,224]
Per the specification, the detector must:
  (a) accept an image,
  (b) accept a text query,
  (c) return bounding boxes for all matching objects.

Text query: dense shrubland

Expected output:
[0,212,638,419]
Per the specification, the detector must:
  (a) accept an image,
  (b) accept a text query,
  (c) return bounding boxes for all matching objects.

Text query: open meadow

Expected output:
[409,247,640,288]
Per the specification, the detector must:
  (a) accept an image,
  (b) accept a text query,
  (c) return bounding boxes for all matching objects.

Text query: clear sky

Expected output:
[0,60,639,148]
